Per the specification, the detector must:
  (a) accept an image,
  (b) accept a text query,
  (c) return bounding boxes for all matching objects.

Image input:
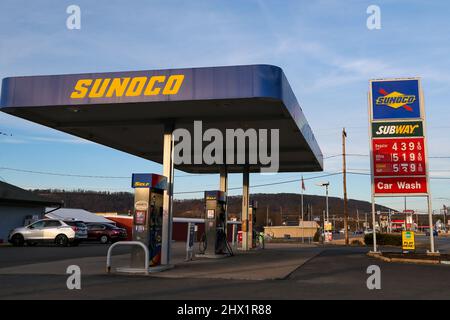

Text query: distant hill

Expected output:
[31,189,392,229]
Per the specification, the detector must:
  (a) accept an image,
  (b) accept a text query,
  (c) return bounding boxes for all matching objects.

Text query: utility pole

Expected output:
[266,205,269,226]
[356,209,360,231]
[416,211,419,231]
[365,212,368,230]
[301,176,304,223]
[443,205,447,233]
[342,127,349,245]
[388,210,392,233]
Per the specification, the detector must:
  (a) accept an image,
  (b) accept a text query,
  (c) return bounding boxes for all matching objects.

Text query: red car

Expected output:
[86,223,127,244]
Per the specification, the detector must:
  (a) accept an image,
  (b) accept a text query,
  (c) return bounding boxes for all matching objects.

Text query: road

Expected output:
[0,243,131,268]
[1,240,450,299]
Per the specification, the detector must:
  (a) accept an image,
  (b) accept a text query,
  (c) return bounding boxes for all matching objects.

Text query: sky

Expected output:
[1,0,450,212]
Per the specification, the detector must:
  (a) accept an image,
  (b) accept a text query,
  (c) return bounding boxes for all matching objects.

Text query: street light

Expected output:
[316,182,330,222]
[317,182,330,240]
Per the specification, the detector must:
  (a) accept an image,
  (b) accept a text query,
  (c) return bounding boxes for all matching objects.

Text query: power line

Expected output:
[0,166,202,179]
[325,154,450,159]
[174,172,343,195]
[3,165,450,196]
[0,167,129,179]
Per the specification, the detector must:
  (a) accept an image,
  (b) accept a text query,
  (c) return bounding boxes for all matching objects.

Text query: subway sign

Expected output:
[371,79,421,120]
[372,121,423,138]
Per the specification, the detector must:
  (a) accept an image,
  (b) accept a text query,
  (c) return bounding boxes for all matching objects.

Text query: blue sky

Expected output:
[1,0,450,212]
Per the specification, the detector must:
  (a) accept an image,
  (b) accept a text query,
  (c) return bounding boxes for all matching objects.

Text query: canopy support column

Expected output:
[161,123,174,265]
[220,165,228,235]
[241,165,250,250]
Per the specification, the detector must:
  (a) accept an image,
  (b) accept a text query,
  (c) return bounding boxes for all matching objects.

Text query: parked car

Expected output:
[425,229,438,237]
[85,223,127,244]
[8,219,87,247]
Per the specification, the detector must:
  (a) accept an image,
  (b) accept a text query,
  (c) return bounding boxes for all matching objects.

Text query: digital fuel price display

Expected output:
[372,137,426,177]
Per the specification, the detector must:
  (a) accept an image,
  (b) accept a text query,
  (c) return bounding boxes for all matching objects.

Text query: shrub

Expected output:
[364,233,402,246]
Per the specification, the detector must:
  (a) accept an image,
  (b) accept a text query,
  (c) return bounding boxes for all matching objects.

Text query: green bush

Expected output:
[364,233,402,246]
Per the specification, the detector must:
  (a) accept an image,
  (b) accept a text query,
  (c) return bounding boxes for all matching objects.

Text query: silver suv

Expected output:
[8,219,88,247]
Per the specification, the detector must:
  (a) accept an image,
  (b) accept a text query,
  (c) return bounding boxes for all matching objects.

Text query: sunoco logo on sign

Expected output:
[371,79,421,120]
[372,121,423,137]
[375,90,416,111]
[135,201,149,211]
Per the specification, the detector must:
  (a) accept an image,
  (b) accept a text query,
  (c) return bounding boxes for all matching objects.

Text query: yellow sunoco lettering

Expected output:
[126,77,147,96]
[163,75,184,95]
[89,78,110,98]
[70,79,93,98]
[70,74,185,99]
[144,76,166,96]
[106,77,131,97]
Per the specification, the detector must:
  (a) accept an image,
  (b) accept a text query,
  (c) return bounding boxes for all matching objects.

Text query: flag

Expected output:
[301,176,305,191]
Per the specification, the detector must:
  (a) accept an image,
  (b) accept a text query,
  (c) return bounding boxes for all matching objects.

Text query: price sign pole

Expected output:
[368,78,436,253]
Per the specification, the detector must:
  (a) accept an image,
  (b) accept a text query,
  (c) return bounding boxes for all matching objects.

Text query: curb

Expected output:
[367,252,450,265]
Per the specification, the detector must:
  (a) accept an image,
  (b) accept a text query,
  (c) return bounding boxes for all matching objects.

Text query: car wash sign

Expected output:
[369,78,428,196]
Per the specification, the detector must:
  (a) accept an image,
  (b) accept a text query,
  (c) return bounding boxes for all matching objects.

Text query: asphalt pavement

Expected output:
[1,239,450,299]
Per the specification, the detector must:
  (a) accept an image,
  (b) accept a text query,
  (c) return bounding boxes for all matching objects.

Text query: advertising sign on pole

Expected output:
[370,79,421,120]
[368,78,434,253]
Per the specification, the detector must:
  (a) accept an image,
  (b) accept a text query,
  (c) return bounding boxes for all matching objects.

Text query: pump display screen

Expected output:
[207,209,215,219]
[135,210,146,225]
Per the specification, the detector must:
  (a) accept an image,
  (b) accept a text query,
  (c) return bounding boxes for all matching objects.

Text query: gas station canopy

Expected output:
[1,64,323,173]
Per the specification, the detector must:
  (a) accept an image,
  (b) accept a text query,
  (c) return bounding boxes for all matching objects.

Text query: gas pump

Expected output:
[199,191,233,257]
[131,173,167,267]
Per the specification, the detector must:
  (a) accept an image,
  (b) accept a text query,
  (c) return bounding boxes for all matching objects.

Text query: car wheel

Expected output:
[55,234,69,247]
[11,234,24,247]
[100,235,109,244]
